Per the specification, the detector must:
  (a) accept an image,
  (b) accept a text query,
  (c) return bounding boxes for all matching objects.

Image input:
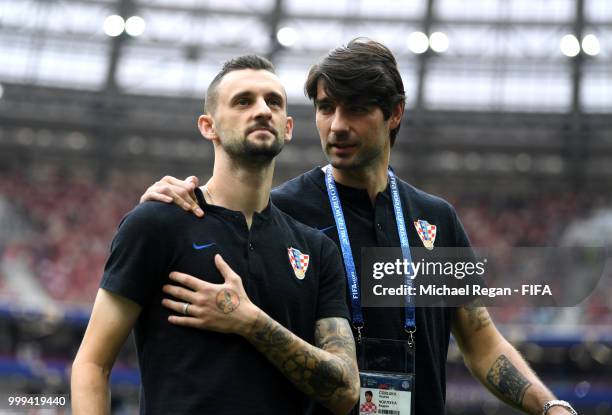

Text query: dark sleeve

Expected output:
[316,236,351,321]
[450,205,472,248]
[100,203,170,307]
[448,204,487,307]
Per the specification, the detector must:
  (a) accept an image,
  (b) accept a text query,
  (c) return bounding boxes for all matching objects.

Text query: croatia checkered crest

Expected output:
[414,219,437,250]
[288,247,309,280]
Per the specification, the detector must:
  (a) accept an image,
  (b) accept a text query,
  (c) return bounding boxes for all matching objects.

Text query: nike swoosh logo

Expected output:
[318,225,336,233]
[193,242,216,250]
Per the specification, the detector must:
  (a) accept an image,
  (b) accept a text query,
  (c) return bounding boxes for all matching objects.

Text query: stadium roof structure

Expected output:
[0,0,611,192]
[1,0,611,111]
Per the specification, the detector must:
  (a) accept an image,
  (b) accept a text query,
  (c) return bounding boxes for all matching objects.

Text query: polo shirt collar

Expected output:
[195,187,273,221]
[307,166,391,207]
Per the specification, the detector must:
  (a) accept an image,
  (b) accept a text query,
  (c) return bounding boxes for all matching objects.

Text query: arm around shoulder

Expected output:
[71,289,141,415]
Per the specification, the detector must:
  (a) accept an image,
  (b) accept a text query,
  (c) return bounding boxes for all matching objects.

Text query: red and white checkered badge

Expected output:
[414,219,437,250]
[288,247,310,279]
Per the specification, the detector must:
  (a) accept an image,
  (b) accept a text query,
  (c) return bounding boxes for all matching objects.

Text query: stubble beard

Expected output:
[326,142,383,172]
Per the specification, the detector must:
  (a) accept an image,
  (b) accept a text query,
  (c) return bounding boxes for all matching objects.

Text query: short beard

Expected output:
[223,135,284,166]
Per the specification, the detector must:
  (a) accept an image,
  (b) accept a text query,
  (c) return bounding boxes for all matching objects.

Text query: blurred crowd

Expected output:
[451,193,612,325]
[0,164,610,324]
[0,165,148,304]
[455,193,585,248]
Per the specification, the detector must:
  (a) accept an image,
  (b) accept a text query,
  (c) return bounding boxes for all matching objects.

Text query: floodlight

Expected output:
[560,34,580,57]
[104,15,125,37]
[126,16,146,37]
[429,32,449,53]
[408,32,429,54]
[276,27,297,47]
[582,34,600,56]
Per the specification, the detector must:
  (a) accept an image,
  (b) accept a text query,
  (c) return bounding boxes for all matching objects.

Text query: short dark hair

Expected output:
[304,38,405,146]
[365,390,373,397]
[205,55,276,114]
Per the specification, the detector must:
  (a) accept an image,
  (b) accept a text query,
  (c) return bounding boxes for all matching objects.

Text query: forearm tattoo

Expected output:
[315,318,356,355]
[250,316,357,407]
[281,350,345,398]
[216,289,240,314]
[463,299,491,332]
[252,316,292,349]
[486,354,532,407]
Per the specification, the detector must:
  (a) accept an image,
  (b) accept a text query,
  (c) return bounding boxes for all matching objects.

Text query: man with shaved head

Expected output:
[72,55,359,415]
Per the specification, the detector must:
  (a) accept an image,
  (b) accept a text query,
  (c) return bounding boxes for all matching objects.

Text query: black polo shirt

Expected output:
[100,188,349,414]
[272,167,472,415]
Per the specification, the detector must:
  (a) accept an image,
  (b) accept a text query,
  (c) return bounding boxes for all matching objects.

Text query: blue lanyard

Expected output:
[324,167,416,342]
[388,168,416,334]
[324,167,364,329]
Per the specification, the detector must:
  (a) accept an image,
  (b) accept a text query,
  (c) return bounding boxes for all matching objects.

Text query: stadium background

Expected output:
[0,0,611,413]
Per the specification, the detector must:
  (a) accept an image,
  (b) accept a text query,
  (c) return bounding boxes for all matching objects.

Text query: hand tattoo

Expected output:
[486,354,532,407]
[216,289,240,314]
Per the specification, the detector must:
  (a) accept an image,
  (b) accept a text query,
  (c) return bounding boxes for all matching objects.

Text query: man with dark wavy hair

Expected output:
[141,39,577,415]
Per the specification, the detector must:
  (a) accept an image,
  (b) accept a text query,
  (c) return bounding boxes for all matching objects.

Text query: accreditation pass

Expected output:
[358,371,413,415]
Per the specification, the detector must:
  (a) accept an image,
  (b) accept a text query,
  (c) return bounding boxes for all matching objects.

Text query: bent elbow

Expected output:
[332,383,360,415]
[332,399,358,415]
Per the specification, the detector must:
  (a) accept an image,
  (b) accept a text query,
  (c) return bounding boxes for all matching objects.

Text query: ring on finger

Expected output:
[182,302,190,316]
